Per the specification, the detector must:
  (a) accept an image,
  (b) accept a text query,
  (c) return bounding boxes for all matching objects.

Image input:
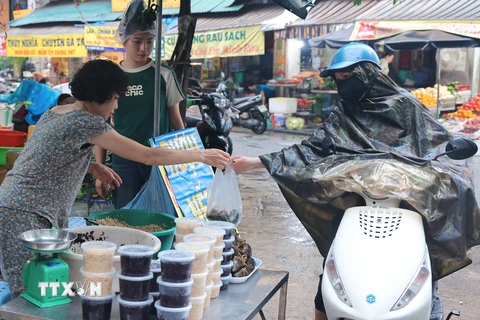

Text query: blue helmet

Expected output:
[320,42,381,78]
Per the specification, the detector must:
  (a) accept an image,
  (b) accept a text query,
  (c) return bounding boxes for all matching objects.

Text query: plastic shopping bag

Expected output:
[122,165,176,216]
[206,162,243,226]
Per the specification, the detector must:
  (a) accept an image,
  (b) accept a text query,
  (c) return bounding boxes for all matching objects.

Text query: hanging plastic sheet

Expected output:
[8,80,61,125]
[259,63,480,281]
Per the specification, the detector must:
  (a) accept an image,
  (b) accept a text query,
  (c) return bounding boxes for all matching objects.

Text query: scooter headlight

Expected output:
[214,97,230,109]
[391,251,430,311]
[325,253,352,308]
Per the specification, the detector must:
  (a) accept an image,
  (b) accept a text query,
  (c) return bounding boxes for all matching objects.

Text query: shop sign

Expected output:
[6,34,87,58]
[0,36,6,57]
[112,0,180,13]
[13,9,34,20]
[152,128,214,219]
[163,25,264,59]
[84,26,123,49]
[351,20,480,41]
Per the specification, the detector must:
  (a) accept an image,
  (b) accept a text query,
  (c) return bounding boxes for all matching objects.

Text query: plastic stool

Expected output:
[0,281,12,306]
[68,217,87,228]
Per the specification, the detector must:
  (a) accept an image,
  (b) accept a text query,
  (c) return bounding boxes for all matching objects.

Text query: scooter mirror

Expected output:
[221,72,225,80]
[445,137,478,160]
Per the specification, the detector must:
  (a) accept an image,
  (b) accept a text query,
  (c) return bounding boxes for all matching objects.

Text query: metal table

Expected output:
[0,269,289,320]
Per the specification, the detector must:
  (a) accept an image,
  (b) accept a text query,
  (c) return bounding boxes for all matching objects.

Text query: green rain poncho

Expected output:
[260,63,480,280]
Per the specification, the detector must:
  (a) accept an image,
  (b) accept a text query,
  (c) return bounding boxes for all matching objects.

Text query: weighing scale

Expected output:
[19,229,77,308]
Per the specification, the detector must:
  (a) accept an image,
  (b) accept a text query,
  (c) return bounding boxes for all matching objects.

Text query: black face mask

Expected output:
[336,75,367,104]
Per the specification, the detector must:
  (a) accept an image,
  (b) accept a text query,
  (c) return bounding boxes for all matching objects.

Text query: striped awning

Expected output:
[286,0,480,39]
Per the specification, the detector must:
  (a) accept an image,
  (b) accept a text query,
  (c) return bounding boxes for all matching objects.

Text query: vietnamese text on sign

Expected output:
[351,20,480,40]
[163,25,265,59]
[6,34,87,58]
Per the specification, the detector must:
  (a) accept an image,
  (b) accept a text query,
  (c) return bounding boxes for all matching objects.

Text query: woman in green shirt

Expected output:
[95,0,186,210]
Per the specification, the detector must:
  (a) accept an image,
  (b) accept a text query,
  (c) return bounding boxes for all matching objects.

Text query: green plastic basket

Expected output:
[0,147,23,166]
[86,209,176,258]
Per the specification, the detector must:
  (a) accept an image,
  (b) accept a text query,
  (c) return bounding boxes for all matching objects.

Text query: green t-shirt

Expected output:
[115,60,184,148]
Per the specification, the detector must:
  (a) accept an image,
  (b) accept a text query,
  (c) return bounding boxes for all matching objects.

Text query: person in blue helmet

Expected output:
[231,42,466,319]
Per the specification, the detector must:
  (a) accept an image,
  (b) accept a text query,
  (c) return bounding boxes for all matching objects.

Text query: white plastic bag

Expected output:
[206,162,243,226]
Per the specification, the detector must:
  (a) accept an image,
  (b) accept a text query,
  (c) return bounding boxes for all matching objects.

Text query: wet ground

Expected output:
[71,128,480,319]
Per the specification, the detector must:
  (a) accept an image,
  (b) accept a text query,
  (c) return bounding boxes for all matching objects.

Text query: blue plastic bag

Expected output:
[122,165,176,215]
[8,80,61,125]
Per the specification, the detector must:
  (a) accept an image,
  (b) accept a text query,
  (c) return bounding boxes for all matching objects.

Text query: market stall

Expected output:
[0,216,289,320]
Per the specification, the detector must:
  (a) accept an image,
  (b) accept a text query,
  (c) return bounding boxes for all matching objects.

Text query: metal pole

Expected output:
[436,49,441,118]
[153,0,163,137]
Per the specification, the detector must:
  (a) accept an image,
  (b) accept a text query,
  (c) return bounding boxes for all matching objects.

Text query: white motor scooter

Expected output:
[322,137,477,320]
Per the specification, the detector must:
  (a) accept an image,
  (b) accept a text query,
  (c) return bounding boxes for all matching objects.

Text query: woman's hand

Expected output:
[232,156,265,173]
[88,163,122,199]
[200,149,230,170]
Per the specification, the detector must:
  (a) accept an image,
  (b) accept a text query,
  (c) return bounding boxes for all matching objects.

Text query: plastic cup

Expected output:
[155,301,192,320]
[221,248,234,265]
[150,292,160,316]
[221,261,233,277]
[223,236,235,252]
[80,267,116,297]
[158,250,195,283]
[210,283,222,299]
[189,293,206,320]
[212,271,222,286]
[213,258,222,273]
[118,294,153,320]
[206,260,215,284]
[157,276,194,308]
[81,241,117,273]
[118,245,155,277]
[174,232,185,244]
[220,274,232,291]
[118,272,153,302]
[204,221,235,239]
[174,242,210,274]
[184,233,216,261]
[81,294,114,320]
[191,271,208,297]
[212,243,226,260]
[175,217,204,235]
[150,260,162,292]
[204,281,213,309]
[194,226,225,246]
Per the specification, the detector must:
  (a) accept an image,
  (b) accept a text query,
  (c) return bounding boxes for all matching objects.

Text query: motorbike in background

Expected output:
[216,75,269,135]
[186,91,233,155]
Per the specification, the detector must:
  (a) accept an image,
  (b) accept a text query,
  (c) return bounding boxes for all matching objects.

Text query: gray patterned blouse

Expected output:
[0,110,112,228]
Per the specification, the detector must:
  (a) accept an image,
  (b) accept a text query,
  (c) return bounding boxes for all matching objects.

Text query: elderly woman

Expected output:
[233,43,479,319]
[0,59,229,298]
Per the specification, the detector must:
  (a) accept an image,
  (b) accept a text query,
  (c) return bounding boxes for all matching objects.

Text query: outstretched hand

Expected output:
[201,149,230,170]
[231,155,265,173]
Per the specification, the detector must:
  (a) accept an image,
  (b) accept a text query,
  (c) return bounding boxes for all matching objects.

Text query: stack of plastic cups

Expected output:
[194,226,228,298]
[205,221,237,292]
[149,259,162,316]
[80,241,117,320]
[156,250,196,320]
[183,233,217,310]
[174,217,204,244]
[117,245,155,320]
[174,242,210,320]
